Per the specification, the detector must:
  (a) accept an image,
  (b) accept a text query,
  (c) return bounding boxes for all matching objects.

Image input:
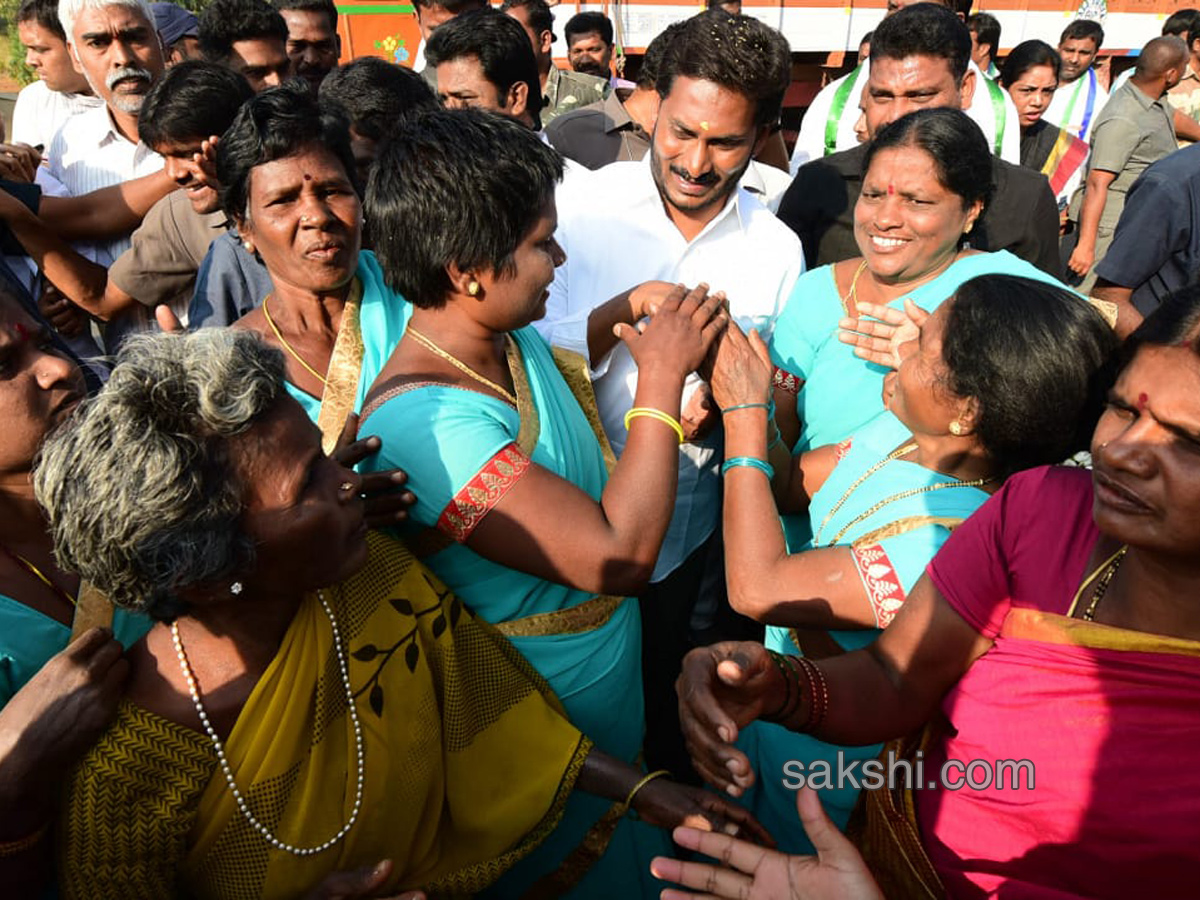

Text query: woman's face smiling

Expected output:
[1090,344,1200,557]
[855,144,981,287]
[239,144,362,299]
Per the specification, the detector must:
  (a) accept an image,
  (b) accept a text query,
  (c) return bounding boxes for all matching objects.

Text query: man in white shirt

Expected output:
[45,0,166,347]
[1044,18,1108,142]
[789,0,1020,172]
[537,10,804,779]
[11,0,103,149]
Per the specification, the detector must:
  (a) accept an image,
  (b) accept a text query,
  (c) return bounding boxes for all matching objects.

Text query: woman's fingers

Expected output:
[902,298,930,325]
[155,304,184,334]
[652,853,754,900]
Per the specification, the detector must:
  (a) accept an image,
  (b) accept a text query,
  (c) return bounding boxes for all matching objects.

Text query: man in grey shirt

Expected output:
[1065,36,1188,290]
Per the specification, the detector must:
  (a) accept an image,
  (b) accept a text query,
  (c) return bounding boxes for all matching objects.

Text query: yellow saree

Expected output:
[58,533,591,899]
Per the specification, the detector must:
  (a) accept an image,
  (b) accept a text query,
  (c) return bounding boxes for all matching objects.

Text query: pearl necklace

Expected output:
[171,590,364,856]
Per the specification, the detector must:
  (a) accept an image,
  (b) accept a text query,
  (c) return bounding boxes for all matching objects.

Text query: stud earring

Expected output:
[242,241,253,252]
[468,281,480,297]
[949,421,964,436]
[230,581,244,595]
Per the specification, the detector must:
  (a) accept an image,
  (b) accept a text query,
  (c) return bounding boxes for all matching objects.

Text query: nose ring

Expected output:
[340,481,355,493]
[301,214,313,223]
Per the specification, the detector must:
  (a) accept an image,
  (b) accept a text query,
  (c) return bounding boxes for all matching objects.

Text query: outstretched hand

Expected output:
[332,413,417,529]
[649,787,884,900]
[677,641,784,797]
[837,298,928,370]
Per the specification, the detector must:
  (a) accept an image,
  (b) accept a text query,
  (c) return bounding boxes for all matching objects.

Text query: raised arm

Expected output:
[466,285,728,596]
[678,575,991,796]
[38,169,176,242]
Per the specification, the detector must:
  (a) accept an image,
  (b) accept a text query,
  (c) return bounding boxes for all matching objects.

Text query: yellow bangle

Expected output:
[624,407,684,444]
[0,823,48,858]
[623,768,671,809]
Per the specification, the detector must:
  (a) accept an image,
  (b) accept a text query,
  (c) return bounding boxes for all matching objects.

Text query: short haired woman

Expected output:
[359,109,730,897]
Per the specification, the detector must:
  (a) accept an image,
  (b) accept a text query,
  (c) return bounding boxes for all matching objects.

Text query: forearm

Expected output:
[39,169,174,241]
[2,205,128,318]
[1076,173,1113,249]
[585,290,640,367]
[576,746,647,803]
[595,367,686,586]
[0,743,57,897]
[1173,108,1200,143]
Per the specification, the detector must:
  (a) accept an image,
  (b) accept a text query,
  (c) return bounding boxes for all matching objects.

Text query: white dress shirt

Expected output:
[789,60,1020,174]
[537,157,805,581]
[10,80,103,149]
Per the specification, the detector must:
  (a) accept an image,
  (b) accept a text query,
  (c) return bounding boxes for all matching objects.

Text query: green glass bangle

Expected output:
[722,456,775,478]
[721,402,771,414]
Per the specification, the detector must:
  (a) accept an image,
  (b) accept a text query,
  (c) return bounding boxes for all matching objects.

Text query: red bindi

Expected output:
[1137,392,1149,411]
[887,184,895,195]
[12,322,29,341]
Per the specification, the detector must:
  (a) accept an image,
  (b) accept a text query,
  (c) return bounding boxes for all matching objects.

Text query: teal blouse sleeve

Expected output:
[360,386,525,539]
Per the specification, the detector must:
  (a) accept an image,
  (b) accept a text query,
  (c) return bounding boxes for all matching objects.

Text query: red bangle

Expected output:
[792,657,830,732]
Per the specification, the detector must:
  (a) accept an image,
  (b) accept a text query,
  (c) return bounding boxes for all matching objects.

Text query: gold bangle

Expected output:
[0,823,48,858]
[624,407,685,444]
[623,768,671,809]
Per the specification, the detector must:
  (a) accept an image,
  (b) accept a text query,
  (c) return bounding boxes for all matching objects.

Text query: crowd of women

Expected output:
[1,20,1198,900]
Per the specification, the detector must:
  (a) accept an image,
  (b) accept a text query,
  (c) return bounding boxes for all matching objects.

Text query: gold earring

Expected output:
[243,241,254,252]
[949,421,964,436]
[468,281,480,297]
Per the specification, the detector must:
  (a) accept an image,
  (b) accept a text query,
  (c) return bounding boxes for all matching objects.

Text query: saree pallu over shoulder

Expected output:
[58,533,591,900]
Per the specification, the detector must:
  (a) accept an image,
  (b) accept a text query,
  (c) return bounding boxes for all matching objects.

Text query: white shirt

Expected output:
[38,103,163,349]
[538,157,805,581]
[40,102,162,267]
[1044,67,1109,142]
[789,59,1021,174]
[10,80,103,149]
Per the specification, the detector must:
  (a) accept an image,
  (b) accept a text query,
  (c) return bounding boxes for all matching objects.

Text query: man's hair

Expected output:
[217,81,355,222]
[318,57,438,141]
[966,12,999,56]
[1163,8,1200,37]
[271,0,337,30]
[564,11,613,46]
[139,59,254,147]
[999,39,1061,88]
[1060,18,1103,48]
[425,8,542,128]
[412,0,484,14]
[655,10,791,129]
[17,0,67,40]
[870,3,972,84]
[499,0,554,37]
[199,0,289,63]
[637,20,686,90]
[59,0,154,41]
[365,108,562,310]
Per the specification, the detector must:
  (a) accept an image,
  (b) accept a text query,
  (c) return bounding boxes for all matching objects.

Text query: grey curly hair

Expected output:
[34,329,286,621]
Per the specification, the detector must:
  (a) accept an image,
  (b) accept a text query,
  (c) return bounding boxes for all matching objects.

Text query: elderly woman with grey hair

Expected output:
[35,328,761,900]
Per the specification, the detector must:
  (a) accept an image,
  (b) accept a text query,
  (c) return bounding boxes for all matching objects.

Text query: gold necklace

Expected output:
[841,259,869,313]
[813,443,993,547]
[263,296,330,387]
[1081,545,1128,621]
[406,328,517,406]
